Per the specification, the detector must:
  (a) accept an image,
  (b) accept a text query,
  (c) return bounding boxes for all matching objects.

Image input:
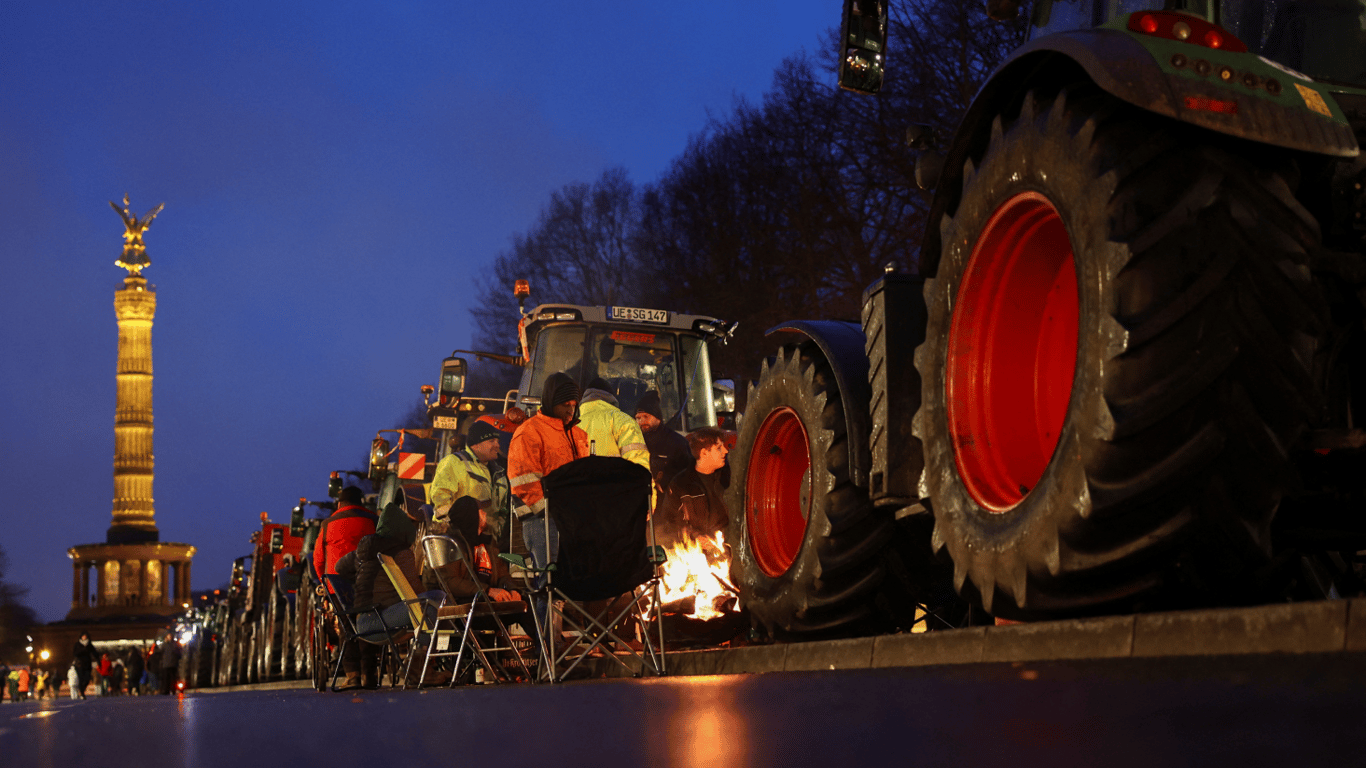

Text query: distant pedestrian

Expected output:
[159,631,182,694]
[96,653,112,696]
[7,668,19,702]
[0,662,9,702]
[15,666,29,701]
[145,644,160,694]
[71,632,96,699]
[33,668,49,699]
[110,659,125,696]
[126,647,145,696]
[67,664,80,700]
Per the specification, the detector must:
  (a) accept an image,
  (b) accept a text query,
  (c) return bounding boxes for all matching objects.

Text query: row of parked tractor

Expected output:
[175,0,1366,689]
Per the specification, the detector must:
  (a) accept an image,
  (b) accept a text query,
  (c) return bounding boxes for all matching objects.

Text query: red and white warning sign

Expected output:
[397,452,425,480]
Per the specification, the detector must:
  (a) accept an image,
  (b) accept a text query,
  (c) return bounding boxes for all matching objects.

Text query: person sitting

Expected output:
[336,499,445,690]
[424,496,522,604]
[656,427,731,547]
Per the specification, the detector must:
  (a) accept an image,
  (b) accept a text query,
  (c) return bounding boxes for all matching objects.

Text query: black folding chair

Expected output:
[505,456,667,682]
[320,574,412,691]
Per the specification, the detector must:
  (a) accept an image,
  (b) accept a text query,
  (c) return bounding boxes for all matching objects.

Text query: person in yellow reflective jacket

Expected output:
[579,378,650,471]
[428,419,507,539]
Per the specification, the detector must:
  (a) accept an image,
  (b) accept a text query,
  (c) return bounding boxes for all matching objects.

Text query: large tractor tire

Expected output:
[727,342,891,637]
[916,84,1323,618]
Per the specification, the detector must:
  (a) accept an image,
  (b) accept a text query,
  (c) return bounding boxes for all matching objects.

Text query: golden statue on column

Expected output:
[61,196,195,622]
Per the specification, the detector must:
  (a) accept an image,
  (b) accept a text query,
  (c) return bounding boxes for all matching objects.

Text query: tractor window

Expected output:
[587,328,682,424]
[1103,1,1207,22]
[1223,0,1366,88]
[523,325,587,413]
[680,335,717,431]
[1031,0,1100,35]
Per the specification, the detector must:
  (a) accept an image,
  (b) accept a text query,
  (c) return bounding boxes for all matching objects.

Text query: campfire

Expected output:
[656,531,738,620]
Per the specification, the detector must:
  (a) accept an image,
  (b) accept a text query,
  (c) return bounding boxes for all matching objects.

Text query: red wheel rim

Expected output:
[746,406,811,577]
[947,191,1079,513]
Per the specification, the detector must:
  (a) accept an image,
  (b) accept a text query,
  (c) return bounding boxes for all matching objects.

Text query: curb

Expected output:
[663,597,1366,677]
[190,597,1366,691]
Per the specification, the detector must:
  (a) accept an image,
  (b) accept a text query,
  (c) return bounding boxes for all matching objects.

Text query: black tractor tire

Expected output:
[727,342,891,637]
[916,84,1323,619]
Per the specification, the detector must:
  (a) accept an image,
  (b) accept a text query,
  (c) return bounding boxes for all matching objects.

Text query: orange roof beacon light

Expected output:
[514,279,531,315]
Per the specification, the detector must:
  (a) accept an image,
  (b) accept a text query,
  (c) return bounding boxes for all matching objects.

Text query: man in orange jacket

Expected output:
[508,372,589,625]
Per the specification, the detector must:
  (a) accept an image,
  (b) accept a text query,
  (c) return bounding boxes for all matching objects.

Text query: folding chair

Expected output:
[375,553,460,688]
[505,456,667,683]
[320,574,411,692]
[416,535,535,686]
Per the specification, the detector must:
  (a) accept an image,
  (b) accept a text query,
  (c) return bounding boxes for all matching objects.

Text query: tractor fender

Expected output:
[765,320,872,489]
[921,27,1360,276]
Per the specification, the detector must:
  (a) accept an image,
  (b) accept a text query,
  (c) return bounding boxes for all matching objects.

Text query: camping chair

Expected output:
[416,535,535,686]
[320,574,411,692]
[376,553,464,688]
[504,455,667,683]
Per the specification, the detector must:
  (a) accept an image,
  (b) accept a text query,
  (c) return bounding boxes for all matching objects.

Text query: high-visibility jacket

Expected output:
[428,448,497,520]
[579,394,650,470]
[507,413,589,520]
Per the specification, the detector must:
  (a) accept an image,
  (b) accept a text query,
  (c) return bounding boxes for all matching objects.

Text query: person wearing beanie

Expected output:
[312,485,378,583]
[429,417,509,541]
[507,372,590,615]
[635,389,693,495]
[579,377,650,471]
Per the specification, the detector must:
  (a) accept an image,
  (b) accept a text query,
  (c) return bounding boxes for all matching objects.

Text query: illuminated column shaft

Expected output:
[112,274,157,538]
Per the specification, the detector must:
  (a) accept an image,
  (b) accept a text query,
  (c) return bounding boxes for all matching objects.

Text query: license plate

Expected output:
[432,416,460,430]
[608,306,669,324]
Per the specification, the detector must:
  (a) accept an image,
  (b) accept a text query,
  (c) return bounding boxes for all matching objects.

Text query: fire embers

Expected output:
[657,531,738,620]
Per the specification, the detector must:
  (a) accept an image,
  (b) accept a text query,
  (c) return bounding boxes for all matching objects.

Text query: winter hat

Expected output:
[376,499,417,547]
[466,419,502,447]
[448,496,485,545]
[541,372,581,409]
[635,389,663,420]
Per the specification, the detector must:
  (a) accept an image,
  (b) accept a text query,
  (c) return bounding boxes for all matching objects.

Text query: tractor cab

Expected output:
[515,303,736,432]
[1026,0,1366,89]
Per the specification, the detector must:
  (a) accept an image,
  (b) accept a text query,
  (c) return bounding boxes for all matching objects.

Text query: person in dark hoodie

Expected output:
[335,500,443,690]
[508,372,590,628]
[634,389,693,496]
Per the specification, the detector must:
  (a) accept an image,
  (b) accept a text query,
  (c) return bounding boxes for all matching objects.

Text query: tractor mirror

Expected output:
[289,499,305,537]
[438,356,467,405]
[839,0,886,94]
[269,528,284,554]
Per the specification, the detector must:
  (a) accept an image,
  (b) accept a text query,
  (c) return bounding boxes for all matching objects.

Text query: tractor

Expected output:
[727,0,1366,637]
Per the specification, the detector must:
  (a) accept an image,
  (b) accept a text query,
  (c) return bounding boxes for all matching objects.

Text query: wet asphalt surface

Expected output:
[2,653,1364,767]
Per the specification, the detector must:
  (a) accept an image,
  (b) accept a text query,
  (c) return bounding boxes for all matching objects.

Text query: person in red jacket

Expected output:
[313,486,378,580]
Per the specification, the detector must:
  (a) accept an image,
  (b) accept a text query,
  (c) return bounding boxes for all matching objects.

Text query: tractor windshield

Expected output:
[1031,1,1366,88]
[522,323,718,430]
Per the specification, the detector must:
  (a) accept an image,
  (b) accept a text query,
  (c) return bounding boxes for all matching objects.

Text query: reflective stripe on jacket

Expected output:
[507,413,589,520]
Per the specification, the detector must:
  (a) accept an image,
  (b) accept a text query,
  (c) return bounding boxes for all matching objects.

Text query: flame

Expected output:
[658,531,738,620]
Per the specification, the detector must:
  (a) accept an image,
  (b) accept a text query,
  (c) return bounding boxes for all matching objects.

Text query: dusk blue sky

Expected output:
[2,1,837,622]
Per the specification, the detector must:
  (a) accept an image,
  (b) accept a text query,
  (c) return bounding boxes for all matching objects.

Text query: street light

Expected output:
[39,649,50,662]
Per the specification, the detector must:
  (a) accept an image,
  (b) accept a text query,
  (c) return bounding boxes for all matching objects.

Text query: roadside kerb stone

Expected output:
[982,615,1134,662]
[872,626,986,668]
[1347,599,1366,652]
[1133,600,1348,657]
[666,645,788,676]
[783,636,875,672]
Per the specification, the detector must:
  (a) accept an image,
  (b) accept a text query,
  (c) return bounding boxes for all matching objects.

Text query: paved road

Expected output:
[3,653,1364,767]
